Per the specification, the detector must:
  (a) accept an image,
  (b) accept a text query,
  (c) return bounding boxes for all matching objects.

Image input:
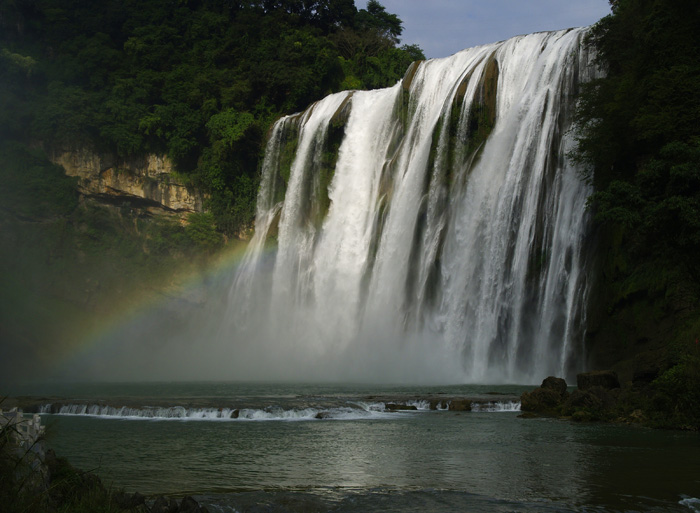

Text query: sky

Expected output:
[355,0,612,59]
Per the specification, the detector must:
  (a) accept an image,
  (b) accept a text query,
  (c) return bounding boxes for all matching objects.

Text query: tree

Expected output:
[574,0,700,290]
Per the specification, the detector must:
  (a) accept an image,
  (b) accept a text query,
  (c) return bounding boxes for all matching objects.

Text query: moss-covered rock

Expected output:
[520,376,569,415]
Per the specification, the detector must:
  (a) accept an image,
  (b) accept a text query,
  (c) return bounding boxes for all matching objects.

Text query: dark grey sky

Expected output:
[355,0,612,59]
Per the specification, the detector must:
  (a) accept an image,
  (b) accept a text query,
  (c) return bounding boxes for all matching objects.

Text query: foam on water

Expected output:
[471,401,521,412]
[39,399,522,421]
[680,497,700,512]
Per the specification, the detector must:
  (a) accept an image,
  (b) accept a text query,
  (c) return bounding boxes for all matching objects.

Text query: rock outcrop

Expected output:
[520,376,570,415]
[50,147,204,216]
[447,399,472,411]
[577,370,620,391]
[519,370,649,424]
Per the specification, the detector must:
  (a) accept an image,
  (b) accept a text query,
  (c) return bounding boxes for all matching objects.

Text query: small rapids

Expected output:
[681,497,700,512]
[38,399,521,421]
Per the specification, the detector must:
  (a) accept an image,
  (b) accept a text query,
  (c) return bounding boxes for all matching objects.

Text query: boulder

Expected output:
[562,386,618,420]
[113,491,145,510]
[520,387,563,413]
[541,376,569,398]
[385,403,417,411]
[179,495,204,513]
[520,377,570,414]
[151,496,179,513]
[448,399,472,411]
[577,370,620,391]
[429,399,448,410]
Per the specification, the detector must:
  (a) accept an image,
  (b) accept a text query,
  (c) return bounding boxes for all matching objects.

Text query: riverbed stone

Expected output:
[429,399,448,410]
[151,495,179,513]
[386,403,418,411]
[448,399,472,411]
[179,495,206,513]
[113,491,146,510]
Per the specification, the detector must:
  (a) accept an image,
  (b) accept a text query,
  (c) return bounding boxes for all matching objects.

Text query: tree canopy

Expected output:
[575,0,700,290]
[0,0,424,235]
[574,0,700,428]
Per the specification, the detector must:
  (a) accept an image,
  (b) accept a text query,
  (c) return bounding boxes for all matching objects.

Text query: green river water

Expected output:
[13,382,700,512]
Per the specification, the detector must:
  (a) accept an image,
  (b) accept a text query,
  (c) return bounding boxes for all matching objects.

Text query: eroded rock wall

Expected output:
[50,147,204,216]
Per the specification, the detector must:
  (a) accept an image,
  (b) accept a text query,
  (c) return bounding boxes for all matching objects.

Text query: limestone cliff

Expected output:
[50,147,204,216]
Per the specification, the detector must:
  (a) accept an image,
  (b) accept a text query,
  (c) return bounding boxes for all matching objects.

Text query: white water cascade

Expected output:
[224,28,599,384]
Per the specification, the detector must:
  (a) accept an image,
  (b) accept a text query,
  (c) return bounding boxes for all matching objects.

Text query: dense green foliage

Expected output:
[574,0,700,428]
[576,0,700,285]
[0,0,424,235]
[0,142,79,218]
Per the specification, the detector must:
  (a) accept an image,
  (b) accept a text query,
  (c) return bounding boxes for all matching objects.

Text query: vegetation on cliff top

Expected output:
[0,1,423,383]
[0,0,424,236]
[573,0,700,428]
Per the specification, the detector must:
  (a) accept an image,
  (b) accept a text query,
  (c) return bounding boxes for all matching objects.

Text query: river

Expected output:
[17,381,700,512]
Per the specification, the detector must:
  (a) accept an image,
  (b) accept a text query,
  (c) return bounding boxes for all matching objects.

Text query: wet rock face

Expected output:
[564,387,618,414]
[576,370,620,391]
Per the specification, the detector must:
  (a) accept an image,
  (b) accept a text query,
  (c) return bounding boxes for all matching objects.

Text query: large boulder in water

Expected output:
[520,376,569,415]
[385,403,418,411]
[577,370,620,391]
[541,376,569,398]
[448,399,472,411]
[429,399,448,410]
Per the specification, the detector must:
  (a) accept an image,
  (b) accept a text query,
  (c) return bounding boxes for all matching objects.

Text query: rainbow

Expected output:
[47,240,271,380]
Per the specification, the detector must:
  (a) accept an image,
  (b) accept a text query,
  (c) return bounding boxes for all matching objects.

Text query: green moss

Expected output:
[308,96,352,226]
[278,127,300,186]
[425,55,499,192]
[398,61,421,128]
[463,56,498,162]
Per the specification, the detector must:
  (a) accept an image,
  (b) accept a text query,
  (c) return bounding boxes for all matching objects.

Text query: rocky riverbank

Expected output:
[0,411,210,513]
[1,444,212,513]
[519,370,697,429]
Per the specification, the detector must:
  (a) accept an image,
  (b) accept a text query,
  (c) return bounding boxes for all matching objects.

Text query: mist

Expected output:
[45,262,468,385]
[3,29,597,389]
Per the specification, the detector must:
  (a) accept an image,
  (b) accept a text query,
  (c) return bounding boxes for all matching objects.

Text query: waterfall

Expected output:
[226,28,598,384]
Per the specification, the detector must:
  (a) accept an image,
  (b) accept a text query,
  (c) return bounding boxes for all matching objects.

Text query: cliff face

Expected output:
[50,147,204,216]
